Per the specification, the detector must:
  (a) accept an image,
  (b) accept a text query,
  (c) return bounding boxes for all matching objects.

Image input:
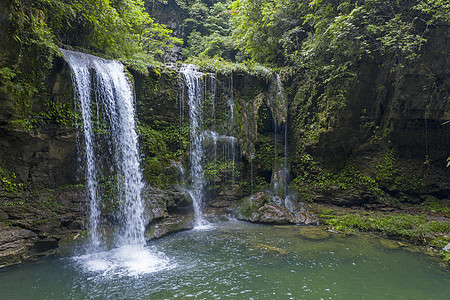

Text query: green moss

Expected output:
[39,196,62,215]
[0,167,24,195]
[186,56,273,79]
[292,156,387,201]
[38,100,77,127]
[142,157,177,188]
[254,135,275,173]
[440,250,450,264]
[2,200,25,207]
[97,175,124,213]
[138,122,189,188]
[422,198,450,213]
[7,119,36,131]
[322,211,450,249]
[237,193,268,219]
[291,150,428,204]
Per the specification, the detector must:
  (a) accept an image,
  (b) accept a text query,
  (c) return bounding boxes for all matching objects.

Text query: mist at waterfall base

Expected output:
[61,49,172,276]
[1,221,449,299]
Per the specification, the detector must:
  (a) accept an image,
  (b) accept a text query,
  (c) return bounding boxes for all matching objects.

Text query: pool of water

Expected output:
[1,220,449,299]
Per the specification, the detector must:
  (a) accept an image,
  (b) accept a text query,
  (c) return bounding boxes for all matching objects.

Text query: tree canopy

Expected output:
[0,0,182,120]
[230,0,449,67]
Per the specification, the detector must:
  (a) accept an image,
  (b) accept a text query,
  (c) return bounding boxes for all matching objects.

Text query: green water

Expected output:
[1,221,449,299]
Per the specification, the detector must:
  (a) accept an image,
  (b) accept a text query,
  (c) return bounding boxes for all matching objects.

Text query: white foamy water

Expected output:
[74,245,175,277]
[192,222,215,231]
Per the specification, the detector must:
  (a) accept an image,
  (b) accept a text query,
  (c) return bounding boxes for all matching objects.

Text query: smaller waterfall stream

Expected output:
[276,73,289,199]
[228,71,236,187]
[270,73,289,202]
[179,64,209,228]
[179,64,238,228]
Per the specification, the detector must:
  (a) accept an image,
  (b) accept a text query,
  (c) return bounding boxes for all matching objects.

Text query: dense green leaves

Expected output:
[230,0,448,67]
[67,0,181,65]
[181,0,235,59]
[0,0,181,124]
[2,0,181,69]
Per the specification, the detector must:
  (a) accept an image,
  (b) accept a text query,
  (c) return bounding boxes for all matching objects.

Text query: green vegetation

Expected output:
[291,150,427,203]
[228,1,448,202]
[1,0,181,128]
[181,0,235,60]
[318,208,450,263]
[0,167,24,195]
[186,56,272,78]
[139,122,189,187]
[423,198,450,213]
[238,193,268,219]
[230,0,448,66]
[98,175,124,213]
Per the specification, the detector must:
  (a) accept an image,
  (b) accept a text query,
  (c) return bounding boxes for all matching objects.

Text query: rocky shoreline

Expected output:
[2,184,448,268]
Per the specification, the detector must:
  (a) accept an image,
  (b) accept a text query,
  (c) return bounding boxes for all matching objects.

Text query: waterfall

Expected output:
[179,64,208,227]
[271,73,288,202]
[179,65,238,227]
[228,71,236,187]
[277,73,289,199]
[61,49,145,250]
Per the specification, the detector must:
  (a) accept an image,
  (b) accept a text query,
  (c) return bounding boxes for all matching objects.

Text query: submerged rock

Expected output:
[379,238,400,250]
[298,226,330,240]
[255,243,288,255]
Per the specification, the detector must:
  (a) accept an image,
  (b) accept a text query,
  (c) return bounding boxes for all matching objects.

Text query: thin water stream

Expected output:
[1,221,448,299]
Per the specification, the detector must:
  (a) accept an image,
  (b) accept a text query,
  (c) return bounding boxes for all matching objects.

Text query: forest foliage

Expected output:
[225,0,449,152]
[168,0,449,67]
[0,0,181,121]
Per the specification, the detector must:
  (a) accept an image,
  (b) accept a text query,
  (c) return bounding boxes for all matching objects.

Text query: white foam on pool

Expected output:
[74,245,175,277]
[193,222,214,231]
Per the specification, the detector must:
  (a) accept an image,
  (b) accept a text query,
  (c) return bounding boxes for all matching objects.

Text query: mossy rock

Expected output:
[298,226,330,240]
[378,238,400,250]
[235,192,268,220]
[255,243,288,255]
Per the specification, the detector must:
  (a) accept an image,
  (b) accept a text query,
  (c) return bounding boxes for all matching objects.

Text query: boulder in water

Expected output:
[145,215,194,240]
[236,192,318,224]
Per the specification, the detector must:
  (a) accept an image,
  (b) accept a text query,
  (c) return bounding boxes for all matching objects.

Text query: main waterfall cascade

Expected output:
[61,49,170,275]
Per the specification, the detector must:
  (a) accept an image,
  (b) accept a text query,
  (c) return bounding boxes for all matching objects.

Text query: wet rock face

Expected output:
[0,128,78,189]
[288,26,450,205]
[143,186,193,221]
[311,186,377,206]
[145,215,194,240]
[0,223,37,267]
[0,188,86,268]
[0,57,85,267]
[256,204,295,224]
